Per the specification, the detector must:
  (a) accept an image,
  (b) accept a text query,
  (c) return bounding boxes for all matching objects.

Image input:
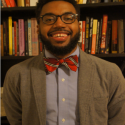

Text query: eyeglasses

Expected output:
[39,13,78,25]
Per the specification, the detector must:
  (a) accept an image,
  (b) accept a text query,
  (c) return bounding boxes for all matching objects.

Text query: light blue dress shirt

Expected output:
[45,45,80,125]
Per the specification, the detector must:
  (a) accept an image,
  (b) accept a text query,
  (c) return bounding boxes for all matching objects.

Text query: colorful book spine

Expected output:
[14,21,17,56]
[91,19,98,54]
[98,19,102,54]
[0,25,4,56]
[100,15,108,54]
[85,17,89,53]
[88,17,93,54]
[112,20,118,54]
[82,21,85,52]
[105,21,111,54]
[8,16,13,55]
[1,0,7,7]
[17,0,24,7]
[78,21,83,47]
[25,0,30,6]
[18,19,25,56]
[12,26,15,55]
[9,0,16,7]
[25,20,29,56]
[118,19,124,53]
[95,21,100,54]
[31,18,39,56]
[28,19,32,56]
[30,0,38,6]
[5,0,11,7]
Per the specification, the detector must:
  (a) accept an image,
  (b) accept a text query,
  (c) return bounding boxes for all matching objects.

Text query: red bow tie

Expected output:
[43,55,78,73]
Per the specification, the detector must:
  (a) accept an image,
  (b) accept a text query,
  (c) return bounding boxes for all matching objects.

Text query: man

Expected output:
[3,0,125,125]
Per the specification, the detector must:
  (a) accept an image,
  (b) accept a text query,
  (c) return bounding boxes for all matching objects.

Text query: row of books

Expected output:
[78,15,125,54]
[1,17,43,56]
[1,0,38,7]
[76,0,125,4]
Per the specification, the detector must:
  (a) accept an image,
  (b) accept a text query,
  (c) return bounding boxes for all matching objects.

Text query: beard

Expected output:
[39,30,80,56]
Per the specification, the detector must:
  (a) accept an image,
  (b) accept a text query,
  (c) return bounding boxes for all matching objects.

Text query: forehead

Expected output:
[40,1,77,15]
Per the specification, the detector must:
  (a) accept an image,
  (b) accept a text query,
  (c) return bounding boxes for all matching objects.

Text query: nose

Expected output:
[52,16,66,28]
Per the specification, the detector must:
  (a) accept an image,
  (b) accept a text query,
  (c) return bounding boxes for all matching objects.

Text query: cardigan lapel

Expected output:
[31,53,46,125]
[78,49,95,125]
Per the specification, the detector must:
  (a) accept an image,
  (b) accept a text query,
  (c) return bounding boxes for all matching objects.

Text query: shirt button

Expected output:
[62,98,65,102]
[62,118,65,123]
[62,78,65,82]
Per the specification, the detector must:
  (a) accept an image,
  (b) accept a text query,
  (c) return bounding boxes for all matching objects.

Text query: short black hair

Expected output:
[36,0,80,24]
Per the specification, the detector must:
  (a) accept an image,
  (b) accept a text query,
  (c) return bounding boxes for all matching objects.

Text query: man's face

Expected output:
[38,1,80,56]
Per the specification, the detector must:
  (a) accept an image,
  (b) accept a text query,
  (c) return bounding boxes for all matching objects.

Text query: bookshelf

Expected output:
[1,2,125,86]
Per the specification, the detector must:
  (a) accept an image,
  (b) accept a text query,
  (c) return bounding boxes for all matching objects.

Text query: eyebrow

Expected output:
[42,11,75,16]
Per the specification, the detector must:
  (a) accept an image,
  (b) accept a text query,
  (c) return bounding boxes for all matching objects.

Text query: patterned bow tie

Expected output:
[43,55,78,74]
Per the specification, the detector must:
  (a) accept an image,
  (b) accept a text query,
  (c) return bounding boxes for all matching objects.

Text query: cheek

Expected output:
[40,24,50,38]
[71,22,80,36]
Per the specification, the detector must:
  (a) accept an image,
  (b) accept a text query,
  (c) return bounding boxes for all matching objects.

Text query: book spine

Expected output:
[25,0,30,6]
[12,26,15,55]
[28,19,32,56]
[112,20,118,53]
[1,0,7,7]
[8,16,13,55]
[18,19,25,56]
[14,21,17,56]
[78,21,83,48]
[85,17,89,53]
[88,17,93,54]
[91,19,98,54]
[17,0,24,7]
[0,25,4,56]
[82,21,85,52]
[9,0,16,7]
[98,19,102,54]
[105,21,111,54]
[118,20,124,53]
[30,0,38,6]
[25,20,28,56]
[31,18,39,56]
[100,15,108,54]
[17,24,19,56]
[5,0,11,7]
[95,21,100,54]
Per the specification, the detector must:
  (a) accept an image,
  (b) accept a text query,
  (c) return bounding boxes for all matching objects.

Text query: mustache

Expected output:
[47,28,72,36]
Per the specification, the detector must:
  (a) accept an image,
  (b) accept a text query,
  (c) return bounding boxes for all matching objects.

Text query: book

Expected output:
[1,0,7,7]
[17,0,24,7]
[91,19,98,54]
[9,0,16,7]
[28,19,32,56]
[105,21,111,54]
[100,15,108,54]
[25,0,30,6]
[85,17,89,53]
[30,0,38,6]
[3,20,8,56]
[8,16,13,55]
[1,25,4,56]
[18,19,25,56]
[95,21,100,54]
[5,0,11,7]
[0,0,4,7]
[88,17,93,54]
[14,21,17,56]
[118,19,124,53]
[98,19,102,54]
[81,21,85,52]
[12,25,15,55]
[78,21,83,47]
[111,20,118,54]
[31,18,39,56]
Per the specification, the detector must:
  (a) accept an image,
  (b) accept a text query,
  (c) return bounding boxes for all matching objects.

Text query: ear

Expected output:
[37,24,40,34]
[79,21,82,32]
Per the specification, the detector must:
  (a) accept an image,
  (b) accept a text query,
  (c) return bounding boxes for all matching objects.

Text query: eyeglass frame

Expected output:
[39,13,78,25]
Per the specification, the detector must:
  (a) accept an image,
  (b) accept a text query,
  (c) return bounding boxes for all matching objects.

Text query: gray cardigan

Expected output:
[3,49,125,125]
